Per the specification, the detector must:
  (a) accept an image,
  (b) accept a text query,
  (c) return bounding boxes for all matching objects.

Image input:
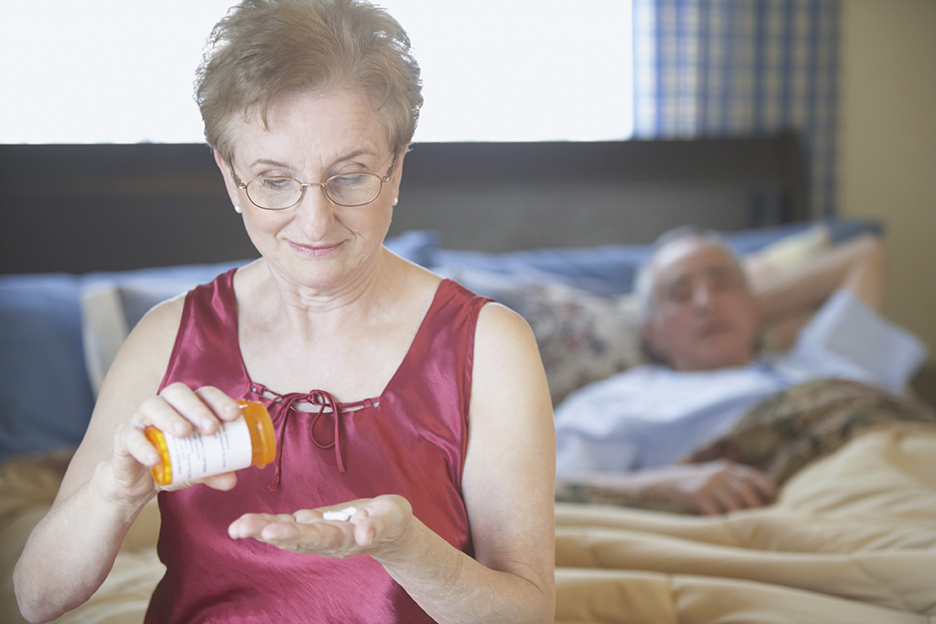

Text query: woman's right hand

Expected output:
[108,383,245,498]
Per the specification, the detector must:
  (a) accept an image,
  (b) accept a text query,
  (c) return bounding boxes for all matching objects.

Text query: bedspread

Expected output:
[556,422,936,623]
[3,424,936,623]
[0,452,162,624]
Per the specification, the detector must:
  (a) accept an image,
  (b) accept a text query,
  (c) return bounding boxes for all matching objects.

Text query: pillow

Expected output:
[0,274,94,463]
[81,260,252,397]
[383,229,439,267]
[723,217,884,255]
[81,282,131,398]
[431,218,885,296]
[81,277,218,398]
[520,282,644,406]
[749,222,831,270]
[435,246,649,296]
[437,265,645,405]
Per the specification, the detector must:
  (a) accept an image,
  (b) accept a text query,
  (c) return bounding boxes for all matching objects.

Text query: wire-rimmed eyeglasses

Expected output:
[231,160,394,210]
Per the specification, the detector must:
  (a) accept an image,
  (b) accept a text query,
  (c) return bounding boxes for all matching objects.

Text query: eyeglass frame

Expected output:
[229,156,397,210]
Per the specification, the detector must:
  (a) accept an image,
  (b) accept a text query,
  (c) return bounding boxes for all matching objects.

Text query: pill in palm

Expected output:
[322,506,357,522]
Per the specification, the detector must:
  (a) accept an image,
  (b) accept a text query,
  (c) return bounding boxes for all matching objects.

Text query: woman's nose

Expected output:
[295,185,335,239]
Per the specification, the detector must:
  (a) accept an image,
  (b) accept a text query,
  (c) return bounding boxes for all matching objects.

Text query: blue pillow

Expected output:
[383,229,439,267]
[435,245,648,296]
[0,230,440,464]
[720,218,884,254]
[0,274,94,463]
[433,218,884,295]
[83,260,250,327]
[80,230,439,329]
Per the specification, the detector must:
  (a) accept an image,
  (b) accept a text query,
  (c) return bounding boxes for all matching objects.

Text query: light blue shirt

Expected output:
[554,290,929,476]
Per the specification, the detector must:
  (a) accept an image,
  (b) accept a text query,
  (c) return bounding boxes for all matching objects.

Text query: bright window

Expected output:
[3,1,632,144]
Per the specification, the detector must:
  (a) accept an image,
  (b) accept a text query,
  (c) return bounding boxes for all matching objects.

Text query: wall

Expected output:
[838,0,936,393]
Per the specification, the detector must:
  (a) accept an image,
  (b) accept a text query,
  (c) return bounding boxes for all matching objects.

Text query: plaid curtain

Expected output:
[633,0,840,217]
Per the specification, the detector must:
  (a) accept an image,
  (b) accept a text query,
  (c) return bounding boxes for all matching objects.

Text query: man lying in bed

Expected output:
[554,226,931,515]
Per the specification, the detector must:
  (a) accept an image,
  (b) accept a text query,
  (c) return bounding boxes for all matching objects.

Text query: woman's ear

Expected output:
[213,150,243,213]
[388,146,407,205]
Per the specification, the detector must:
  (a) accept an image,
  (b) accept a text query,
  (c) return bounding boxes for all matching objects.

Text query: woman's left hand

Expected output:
[227,495,413,558]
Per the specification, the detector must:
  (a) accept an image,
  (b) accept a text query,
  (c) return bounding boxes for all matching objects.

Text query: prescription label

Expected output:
[162,417,253,484]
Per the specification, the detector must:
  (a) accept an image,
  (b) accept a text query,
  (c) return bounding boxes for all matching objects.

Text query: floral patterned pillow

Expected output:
[437,265,645,406]
[518,281,645,406]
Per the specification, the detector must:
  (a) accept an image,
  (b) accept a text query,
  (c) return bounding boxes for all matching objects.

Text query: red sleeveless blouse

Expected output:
[144,269,488,623]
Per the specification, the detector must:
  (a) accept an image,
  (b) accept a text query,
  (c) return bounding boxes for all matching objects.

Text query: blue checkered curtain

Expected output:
[633,0,840,217]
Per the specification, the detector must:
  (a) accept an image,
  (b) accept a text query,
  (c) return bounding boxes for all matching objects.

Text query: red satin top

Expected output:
[144,269,488,623]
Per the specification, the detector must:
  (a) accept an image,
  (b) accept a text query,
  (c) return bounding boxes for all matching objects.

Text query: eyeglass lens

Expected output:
[246,173,383,209]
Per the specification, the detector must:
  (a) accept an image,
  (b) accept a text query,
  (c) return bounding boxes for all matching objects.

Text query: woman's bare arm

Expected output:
[13,298,243,623]
[13,302,174,621]
[383,302,556,622]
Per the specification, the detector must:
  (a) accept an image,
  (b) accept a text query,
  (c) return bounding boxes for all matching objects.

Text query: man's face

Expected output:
[644,238,761,371]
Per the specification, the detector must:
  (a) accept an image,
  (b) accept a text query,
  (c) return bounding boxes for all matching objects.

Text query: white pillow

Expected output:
[80,281,131,398]
[80,279,200,397]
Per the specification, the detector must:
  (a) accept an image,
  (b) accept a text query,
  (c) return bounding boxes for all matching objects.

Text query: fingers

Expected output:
[294,505,374,547]
[639,462,776,515]
[229,513,298,540]
[228,496,412,557]
[145,384,238,433]
[146,383,240,436]
[732,467,777,507]
[695,462,777,515]
[114,422,162,469]
[200,472,239,492]
[110,384,241,495]
[107,426,162,501]
[746,467,778,501]
[229,511,360,555]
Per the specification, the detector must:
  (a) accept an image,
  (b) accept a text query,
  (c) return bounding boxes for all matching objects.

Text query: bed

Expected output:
[2,137,934,623]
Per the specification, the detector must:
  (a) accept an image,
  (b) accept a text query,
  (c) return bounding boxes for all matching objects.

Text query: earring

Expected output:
[233,204,242,214]
[392,197,399,207]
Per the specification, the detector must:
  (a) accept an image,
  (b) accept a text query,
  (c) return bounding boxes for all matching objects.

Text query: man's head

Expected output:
[635,227,761,371]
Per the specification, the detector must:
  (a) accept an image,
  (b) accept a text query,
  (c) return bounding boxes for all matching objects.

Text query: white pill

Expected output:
[322,506,357,522]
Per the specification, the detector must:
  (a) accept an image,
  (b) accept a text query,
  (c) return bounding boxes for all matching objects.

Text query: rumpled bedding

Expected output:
[0,452,163,624]
[3,425,935,623]
[556,422,936,623]
[687,378,936,484]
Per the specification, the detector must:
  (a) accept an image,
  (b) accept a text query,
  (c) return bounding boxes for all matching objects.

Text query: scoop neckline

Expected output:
[230,274,451,408]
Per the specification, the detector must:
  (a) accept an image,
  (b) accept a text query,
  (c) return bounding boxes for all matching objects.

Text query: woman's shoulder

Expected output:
[132,290,187,341]
[383,253,444,306]
[472,300,538,371]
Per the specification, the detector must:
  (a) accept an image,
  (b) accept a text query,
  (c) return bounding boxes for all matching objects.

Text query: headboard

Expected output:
[0,133,808,275]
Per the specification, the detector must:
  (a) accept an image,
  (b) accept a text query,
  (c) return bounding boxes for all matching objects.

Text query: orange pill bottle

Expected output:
[144,399,276,487]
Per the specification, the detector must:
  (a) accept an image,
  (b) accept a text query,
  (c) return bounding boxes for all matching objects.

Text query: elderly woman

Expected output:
[13,1,555,622]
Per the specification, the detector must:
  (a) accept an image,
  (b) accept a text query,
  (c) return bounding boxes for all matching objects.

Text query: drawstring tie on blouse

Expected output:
[269,389,347,491]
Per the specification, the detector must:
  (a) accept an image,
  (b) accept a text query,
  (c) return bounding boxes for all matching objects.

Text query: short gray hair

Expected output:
[195,0,423,164]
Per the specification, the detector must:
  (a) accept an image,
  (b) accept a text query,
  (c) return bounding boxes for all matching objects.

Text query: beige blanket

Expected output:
[556,423,936,623]
[0,452,162,624]
[3,424,936,623]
